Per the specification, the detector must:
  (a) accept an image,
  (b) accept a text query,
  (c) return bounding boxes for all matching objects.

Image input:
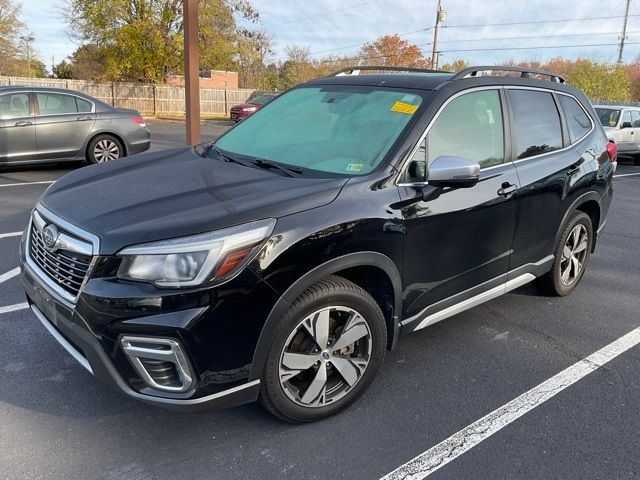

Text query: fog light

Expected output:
[120,336,195,393]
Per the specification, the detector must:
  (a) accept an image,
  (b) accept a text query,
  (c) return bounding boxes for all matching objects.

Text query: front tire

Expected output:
[87,134,124,164]
[259,276,386,423]
[535,211,593,296]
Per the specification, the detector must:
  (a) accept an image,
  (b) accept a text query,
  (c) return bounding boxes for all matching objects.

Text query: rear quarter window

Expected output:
[558,95,592,143]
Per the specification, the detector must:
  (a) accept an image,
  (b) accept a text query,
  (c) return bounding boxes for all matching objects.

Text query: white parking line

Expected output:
[381,325,640,480]
[614,172,640,178]
[0,302,29,315]
[0,231,22,239]
[0,267,20,284]
[0,180,55,188]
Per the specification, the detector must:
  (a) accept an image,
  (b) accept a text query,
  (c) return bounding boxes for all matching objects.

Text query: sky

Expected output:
[18,0,640,72]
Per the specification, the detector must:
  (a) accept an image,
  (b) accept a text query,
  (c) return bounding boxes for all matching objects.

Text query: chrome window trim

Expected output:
[395,85,505,187]
[33,91,96,116]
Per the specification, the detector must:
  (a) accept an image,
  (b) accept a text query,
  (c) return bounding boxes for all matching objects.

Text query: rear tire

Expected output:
[87,134,124,164]
[259,275,386,423]
[535,211,593,296]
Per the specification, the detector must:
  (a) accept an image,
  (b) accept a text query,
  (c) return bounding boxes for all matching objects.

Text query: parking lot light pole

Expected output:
[184,0,201,145]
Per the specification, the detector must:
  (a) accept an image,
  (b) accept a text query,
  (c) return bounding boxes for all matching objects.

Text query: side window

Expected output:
[0,93,30,119]
[558,95,591,143]
[509,90,562,159]
[76,97,92,113]
[36,93,78,115]
[631,110,640,128]
[621,110,631,128]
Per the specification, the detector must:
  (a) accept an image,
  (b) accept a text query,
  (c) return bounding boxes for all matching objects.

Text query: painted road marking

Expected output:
[0,267,20,284]
[614,172,640,178]
[0,231,22,239]
[381,325,640,480]
[0,180,55,188]
[0,302,29,315]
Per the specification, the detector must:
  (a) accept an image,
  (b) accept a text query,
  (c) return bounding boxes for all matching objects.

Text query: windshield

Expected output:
[595,108,621,127]
[214,86,425,176]
[249,94,275,105]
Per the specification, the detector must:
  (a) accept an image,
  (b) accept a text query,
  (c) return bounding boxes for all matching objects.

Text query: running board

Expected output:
[412,273,536,331]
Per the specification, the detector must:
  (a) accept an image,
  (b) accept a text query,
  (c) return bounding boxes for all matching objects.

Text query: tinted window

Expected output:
[595,108,621,127]
[36,93,78,115]
[510,90,562,159]
[0,93,29,119]
[631,110,640,127]
[76,97,92,113]
[215,86,424,176]
[558,95,591,142]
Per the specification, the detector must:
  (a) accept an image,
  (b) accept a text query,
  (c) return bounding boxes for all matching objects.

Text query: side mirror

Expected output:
[621,121,632,129]
[427,155,481,189]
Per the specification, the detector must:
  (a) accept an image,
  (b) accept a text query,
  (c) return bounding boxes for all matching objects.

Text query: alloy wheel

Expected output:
[560,223,588,286]
[278,306,372,407]
[93,139,120,162]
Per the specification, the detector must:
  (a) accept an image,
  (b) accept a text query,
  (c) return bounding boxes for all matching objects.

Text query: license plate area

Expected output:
[32,282,58,325]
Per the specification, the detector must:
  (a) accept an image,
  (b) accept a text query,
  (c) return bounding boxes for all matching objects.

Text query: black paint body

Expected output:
[20,73,614,411]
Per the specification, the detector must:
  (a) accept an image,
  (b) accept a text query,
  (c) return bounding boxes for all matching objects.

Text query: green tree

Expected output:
[570,61,630,101]
[52,59,75,79]
[0,0,24,75]
[440,59,469,72]
[63,0,267,83]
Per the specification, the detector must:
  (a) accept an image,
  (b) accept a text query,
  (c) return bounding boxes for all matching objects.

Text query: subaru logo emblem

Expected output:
[42,224,59,250]
[322,351,330,360]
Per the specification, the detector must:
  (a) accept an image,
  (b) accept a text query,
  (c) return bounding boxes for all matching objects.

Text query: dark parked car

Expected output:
[230,93,279,122]
[0,86,150,166]
[20,66,614,422]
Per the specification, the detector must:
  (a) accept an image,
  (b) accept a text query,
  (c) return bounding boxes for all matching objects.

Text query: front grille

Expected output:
[29,222,92,297]
[139,358,181,388]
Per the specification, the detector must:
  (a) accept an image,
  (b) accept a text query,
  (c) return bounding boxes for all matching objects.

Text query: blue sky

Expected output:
[19,0,640,72]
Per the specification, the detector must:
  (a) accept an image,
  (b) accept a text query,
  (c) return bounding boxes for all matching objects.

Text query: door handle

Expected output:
[14,120,32,127]
[77,115,93,121]
[497,182,518,197]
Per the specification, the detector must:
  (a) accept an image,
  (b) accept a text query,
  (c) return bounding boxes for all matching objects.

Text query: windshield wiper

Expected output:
[209,144,253,168]
[251,159,302,177]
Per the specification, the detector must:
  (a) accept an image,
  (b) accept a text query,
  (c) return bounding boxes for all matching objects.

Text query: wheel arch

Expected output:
[248,252,402,381]
[85,131,128,160]
[554,192,602,253]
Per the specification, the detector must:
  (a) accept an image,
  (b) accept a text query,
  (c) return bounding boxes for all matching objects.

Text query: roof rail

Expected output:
[331,65,451,76]
[451,66,566,84]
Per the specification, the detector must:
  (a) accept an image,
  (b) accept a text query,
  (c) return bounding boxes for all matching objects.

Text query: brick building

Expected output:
[166,70,239,89]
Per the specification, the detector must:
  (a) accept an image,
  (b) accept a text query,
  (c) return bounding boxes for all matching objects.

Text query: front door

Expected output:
[34,92,96,160]
[398,88,518,325]
[0,91,37,164]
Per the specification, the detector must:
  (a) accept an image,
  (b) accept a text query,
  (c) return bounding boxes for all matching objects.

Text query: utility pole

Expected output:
[430,1,446,69]
[618,0,631,63]
[20,35,34,77]
[183,0,201,145]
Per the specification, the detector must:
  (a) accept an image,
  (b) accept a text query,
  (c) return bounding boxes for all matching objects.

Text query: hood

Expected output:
[39,148,347,254]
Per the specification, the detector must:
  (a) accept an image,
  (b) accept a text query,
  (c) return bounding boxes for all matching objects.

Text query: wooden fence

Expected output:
[0,76,257,117]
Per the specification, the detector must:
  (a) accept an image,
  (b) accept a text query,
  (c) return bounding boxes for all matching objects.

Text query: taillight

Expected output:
[606,141,617,163]
[130,116,146,127]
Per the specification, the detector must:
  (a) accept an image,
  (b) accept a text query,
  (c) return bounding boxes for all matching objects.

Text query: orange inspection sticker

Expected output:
[391,101,419,115]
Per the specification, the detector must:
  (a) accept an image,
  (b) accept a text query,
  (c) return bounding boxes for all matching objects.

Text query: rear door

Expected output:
[616,109,635,152]
[630,109,640,152]
[507,88,595,271]
[34,92,96,159]
[0,91,37,164]
[399,87,519,324]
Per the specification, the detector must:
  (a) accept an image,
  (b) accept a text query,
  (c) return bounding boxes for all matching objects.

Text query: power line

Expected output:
[440,41,640,53]
[309,28,433,56]
[438,30,640,44]
[444,14,640,29]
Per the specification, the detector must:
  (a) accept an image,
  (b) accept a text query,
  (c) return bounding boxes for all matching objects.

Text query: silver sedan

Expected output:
[0,86,150,166]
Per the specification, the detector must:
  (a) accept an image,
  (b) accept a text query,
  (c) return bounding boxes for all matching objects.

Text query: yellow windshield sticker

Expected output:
[391,101,418,115]
[346,163,363,172]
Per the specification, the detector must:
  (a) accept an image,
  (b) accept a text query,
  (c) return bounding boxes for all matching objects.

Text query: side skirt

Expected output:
[402,255,553,333]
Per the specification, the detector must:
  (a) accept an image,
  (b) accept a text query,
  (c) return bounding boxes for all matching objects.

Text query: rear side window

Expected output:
[36,93,78,115]
[621,110,631,127]
[631,110,640,127]
[509,90,562,159]
[76,97,92,113]
[558,95,591,143]
[0,93,29,119]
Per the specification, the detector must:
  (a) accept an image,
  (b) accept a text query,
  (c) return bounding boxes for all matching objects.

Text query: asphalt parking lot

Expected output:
[1,122,639,480]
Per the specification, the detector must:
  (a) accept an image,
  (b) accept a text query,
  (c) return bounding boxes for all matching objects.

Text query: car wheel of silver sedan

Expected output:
[260,276,386,422]
[87,134,124,164]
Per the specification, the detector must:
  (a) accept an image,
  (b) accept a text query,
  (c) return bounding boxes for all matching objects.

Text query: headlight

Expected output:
[116,218,276,287]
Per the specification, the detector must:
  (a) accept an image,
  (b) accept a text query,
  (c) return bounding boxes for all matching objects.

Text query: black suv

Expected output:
[20,66,614,422]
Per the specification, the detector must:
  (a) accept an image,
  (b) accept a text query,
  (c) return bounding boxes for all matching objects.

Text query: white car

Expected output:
[594,105,640,166]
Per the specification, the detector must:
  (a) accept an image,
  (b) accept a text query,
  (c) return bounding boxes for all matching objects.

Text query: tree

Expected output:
[63,0,268,84]
[440,59,469,72]
[0,0,24,75]
[359,35,428,68]
[52,59,75,79]
[570,61,630,101]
